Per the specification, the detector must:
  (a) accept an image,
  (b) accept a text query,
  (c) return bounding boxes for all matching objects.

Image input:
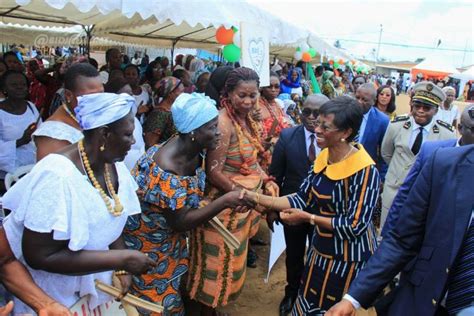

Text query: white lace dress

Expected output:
[2,154,141,314]
[33,120,83,144]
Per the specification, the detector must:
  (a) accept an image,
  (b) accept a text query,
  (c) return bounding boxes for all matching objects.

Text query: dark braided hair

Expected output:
[224,67,260,97]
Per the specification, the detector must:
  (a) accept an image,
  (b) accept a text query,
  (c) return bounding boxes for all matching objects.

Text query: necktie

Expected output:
[446,214,474,314]
[309,134,316,162]
[411,127,423,155]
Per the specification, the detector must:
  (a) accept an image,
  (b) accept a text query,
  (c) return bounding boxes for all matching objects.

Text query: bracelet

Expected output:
[115,270,129,276]
[310,214,316,226]
[256,193,260,206]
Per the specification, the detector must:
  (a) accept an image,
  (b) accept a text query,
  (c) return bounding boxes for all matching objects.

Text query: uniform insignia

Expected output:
[433,125,439,133]
[436,119,454,132]
[427,83,434,91]
[392,115,410,123]
[403,120,411,129]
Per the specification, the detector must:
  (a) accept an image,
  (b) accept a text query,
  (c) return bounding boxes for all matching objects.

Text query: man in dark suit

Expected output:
[269,94,329,316]
[355,83,390,180]
[327,144,474,315]
[381,105,474,237]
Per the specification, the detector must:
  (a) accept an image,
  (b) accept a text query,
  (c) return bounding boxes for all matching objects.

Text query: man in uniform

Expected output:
[379,81,456,229]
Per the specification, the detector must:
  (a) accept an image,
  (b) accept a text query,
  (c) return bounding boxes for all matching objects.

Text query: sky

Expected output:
[249,0,473,67]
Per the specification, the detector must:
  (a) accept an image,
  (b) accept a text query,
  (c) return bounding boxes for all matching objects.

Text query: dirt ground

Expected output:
[185,94,469,316]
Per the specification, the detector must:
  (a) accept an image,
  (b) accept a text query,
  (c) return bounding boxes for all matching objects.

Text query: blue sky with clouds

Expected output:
[250,0,473,67]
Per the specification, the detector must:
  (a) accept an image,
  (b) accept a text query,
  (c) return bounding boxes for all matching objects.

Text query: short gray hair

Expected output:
[303,94,330,107]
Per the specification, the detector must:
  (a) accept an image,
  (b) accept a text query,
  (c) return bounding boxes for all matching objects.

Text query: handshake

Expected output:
[220,182,309,227]
[221,180,280,213]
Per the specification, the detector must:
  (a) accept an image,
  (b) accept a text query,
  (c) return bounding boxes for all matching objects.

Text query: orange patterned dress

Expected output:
[124,145,206,316]
[187,127,264,308]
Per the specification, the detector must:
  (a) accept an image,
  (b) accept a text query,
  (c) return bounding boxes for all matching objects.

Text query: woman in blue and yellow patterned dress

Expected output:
[243,96,381,315]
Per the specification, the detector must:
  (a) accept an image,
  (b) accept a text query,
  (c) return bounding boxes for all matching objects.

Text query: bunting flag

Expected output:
[307,62,321,94]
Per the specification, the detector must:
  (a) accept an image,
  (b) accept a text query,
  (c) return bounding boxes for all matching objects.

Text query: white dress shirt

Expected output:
[408,117,434,148]
[304,127,321,158]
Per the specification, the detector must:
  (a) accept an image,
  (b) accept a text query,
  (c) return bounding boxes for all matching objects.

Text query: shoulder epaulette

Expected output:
[391,115,410,123]
[436,119,454,132]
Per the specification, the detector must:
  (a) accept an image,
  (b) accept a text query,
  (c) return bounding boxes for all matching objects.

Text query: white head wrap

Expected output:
[75,93,135,130]
[171,93,219,134]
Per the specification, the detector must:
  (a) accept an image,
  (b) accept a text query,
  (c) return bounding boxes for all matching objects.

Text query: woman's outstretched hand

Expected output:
[224,190,256,213]
[279,208,309,225]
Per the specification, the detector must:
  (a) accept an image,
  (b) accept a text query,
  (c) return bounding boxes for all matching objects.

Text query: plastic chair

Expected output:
[4,164,34,191]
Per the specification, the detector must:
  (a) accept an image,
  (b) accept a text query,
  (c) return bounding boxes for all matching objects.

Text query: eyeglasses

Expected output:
[314,120,340,133]
[301,108,320,118]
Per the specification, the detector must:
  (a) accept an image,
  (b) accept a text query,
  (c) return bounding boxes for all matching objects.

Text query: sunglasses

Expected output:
[301,108,320,117]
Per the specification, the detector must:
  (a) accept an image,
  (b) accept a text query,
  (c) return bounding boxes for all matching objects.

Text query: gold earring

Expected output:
[341,138,346,142]
[191,132,195,142]
[100,144,105,151]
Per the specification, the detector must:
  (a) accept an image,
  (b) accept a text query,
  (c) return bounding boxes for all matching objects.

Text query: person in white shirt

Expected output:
[0,70,41,184]
[124,64,151,124]
[435,86,459,126]
[99,48,122,84]
[130,52,142,66]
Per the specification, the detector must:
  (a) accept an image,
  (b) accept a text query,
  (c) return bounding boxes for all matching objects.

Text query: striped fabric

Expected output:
[287,160,380,314]
[288,165,380,262]
[187,132,264,308]
[446,211,474,314]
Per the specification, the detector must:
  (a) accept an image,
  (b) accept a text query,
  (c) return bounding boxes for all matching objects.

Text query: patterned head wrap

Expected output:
[154,76,182,100]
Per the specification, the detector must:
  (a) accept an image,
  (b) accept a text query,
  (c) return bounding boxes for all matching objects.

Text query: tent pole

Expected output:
[171,40,178,69]
[83,25,94,57]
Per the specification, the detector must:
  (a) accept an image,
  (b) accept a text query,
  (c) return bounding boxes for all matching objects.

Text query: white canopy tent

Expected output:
[0,0,351,61]
[450,65,474,99]
[451,65,474,81]
[411,56,459,79]
[0,22,156,49]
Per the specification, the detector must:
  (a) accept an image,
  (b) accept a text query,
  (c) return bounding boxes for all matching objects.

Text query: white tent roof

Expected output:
[411,57,459,74]
[450,65,474,81]
[0,0,351,61]
[0,22,157,48]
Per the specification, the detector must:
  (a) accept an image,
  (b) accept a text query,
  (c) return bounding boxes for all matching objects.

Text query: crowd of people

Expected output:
[0,45,473,316]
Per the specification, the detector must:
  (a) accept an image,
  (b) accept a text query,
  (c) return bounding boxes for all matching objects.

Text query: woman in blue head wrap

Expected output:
[123,93,253,315]
[280,67,303,97]
[1,92,157,314]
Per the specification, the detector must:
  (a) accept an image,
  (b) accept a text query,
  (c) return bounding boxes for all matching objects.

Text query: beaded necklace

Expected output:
[78,140,123,216]
[62,103,79,123]
[222,98,271,174]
